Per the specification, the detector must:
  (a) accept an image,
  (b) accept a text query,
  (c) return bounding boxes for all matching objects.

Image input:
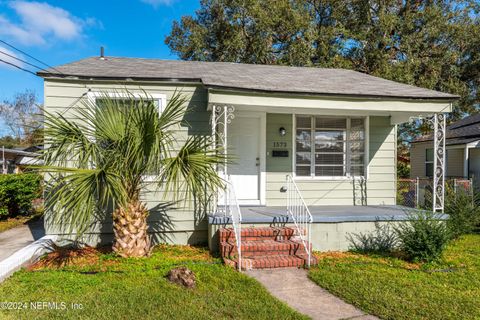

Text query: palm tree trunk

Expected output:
[112,200,151,257]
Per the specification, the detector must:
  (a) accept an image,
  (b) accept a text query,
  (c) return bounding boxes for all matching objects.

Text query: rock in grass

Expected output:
[166,266,196,289]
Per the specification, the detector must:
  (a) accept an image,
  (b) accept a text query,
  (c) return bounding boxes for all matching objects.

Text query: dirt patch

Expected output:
[166,266,196,288]
[28,246,114,271]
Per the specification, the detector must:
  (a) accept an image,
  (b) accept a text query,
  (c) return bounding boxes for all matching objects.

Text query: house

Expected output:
[411,113,480,186]
[1,146,41,174]
[37,56,457,259]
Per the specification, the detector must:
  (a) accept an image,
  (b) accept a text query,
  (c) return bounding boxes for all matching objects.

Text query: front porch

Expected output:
[208,204,443,254]
[209,204,422,224]
[208,89,451,263]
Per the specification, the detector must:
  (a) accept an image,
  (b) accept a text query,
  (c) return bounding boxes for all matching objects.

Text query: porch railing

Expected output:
[225,175,242,271]
[286,175,313,268]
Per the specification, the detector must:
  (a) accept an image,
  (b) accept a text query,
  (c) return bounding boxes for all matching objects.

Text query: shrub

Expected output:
[394,211,450,262]
[445,188,480,238]
[0,173,42,218]
[348,220,399,253]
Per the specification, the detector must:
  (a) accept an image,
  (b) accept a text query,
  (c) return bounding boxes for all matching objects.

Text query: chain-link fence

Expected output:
[397,178,473,210]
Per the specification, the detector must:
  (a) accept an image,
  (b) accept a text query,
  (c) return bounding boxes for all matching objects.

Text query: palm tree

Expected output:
[42,91,224,257]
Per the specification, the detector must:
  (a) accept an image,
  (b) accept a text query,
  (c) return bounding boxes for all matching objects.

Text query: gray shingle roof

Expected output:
[414,113,480,144]
[38,56,458,100]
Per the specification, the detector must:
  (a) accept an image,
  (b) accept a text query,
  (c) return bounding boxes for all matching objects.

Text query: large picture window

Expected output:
[295,116,366,177]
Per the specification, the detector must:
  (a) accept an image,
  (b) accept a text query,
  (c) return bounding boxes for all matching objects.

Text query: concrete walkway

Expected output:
[247,268,379,320]
[0,219,45,262]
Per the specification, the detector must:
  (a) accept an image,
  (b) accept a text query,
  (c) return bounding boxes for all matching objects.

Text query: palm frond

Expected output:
[41,89,225,238]
[44,166,126,236]
[160,136,226,201]
[42,109,98,168]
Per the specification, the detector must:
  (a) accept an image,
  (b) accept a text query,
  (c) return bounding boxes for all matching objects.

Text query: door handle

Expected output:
[256,157,260,166]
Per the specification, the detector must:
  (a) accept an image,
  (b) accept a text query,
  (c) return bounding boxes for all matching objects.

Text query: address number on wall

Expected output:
[272,141,287,148]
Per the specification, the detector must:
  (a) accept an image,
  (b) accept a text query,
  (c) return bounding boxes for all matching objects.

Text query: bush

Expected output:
[445,188,480,238]
[348,220,399,253]
[0,173,42,218]
[394,211,450,262]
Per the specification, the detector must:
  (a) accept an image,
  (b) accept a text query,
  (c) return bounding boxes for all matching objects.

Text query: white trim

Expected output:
[365,116,370,179]
[208,90,453,113]
[464,145,469,178]
[87,91,167,113]
[259,112,267,205]
[0,235,57,283]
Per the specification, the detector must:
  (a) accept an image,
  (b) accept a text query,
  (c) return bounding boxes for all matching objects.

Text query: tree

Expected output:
[166,0,480,131]
[42,91,225,257]
[0,135,21,148]
[0,90,43,145]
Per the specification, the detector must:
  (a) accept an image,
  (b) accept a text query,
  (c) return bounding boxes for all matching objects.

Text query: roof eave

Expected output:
[206,84,460,102]
[37,72,204,84]
[37,72,460,102]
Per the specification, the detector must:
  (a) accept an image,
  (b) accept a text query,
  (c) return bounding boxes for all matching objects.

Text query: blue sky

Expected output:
[0,0,200,136]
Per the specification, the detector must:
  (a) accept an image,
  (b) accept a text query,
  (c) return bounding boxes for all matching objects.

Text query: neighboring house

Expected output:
[1,146,42,174]
[37,56,457,252]
[411,113,480,185]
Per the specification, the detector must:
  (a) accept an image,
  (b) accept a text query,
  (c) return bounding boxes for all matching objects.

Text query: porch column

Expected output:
[431,113,446,213]
[211,105,235,175]
[211,105,235,214]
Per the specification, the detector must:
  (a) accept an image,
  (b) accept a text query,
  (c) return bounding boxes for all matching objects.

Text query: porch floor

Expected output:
[208,205,440,224]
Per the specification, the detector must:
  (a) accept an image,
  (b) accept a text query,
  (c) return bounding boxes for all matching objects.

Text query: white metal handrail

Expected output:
[286,175,313,268]
[225,175,242,271]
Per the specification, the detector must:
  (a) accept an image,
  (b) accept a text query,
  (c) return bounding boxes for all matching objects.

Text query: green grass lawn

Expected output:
[309,234,480,320]
[0,245,307,320]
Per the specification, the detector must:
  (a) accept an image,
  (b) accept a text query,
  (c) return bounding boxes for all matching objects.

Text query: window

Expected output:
[425,148,434,177]
[91,92,166,114]
[295,116,366,177]
[87,92,167,179]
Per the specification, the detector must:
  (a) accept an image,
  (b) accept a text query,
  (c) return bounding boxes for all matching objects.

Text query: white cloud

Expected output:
[0,15,44,45]
[0,1,100,46]
[141,0,177,8]
[0,45,25,70]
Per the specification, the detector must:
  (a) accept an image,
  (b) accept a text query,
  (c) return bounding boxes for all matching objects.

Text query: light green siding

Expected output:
[44,79,400,247]
[43,79,212,246]
[265,114,396,206]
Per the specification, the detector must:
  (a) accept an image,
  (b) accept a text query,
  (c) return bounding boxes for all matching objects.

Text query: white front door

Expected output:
[228,115,261,204]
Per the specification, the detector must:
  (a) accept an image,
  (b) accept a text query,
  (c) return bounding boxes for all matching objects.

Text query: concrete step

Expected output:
[220,239,310,258]
[224,254,318,270]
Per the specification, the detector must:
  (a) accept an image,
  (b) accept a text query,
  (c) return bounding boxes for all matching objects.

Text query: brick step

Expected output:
[220,239,310,258]
[219,227,299,242]
[224,254,318,270]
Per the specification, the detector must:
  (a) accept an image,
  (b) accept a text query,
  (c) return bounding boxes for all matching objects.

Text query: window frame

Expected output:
[425,148,434,177]
[293,115,369,180]
[87,91,167,114]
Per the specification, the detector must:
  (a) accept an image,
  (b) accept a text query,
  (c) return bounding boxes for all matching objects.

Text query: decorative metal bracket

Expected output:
[429,113,446,212]
[210,105,235,215]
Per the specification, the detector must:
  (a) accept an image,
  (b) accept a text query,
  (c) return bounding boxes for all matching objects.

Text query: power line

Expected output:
[0,39,65,75]
[0,49,44,71]
[0,58,37,76]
